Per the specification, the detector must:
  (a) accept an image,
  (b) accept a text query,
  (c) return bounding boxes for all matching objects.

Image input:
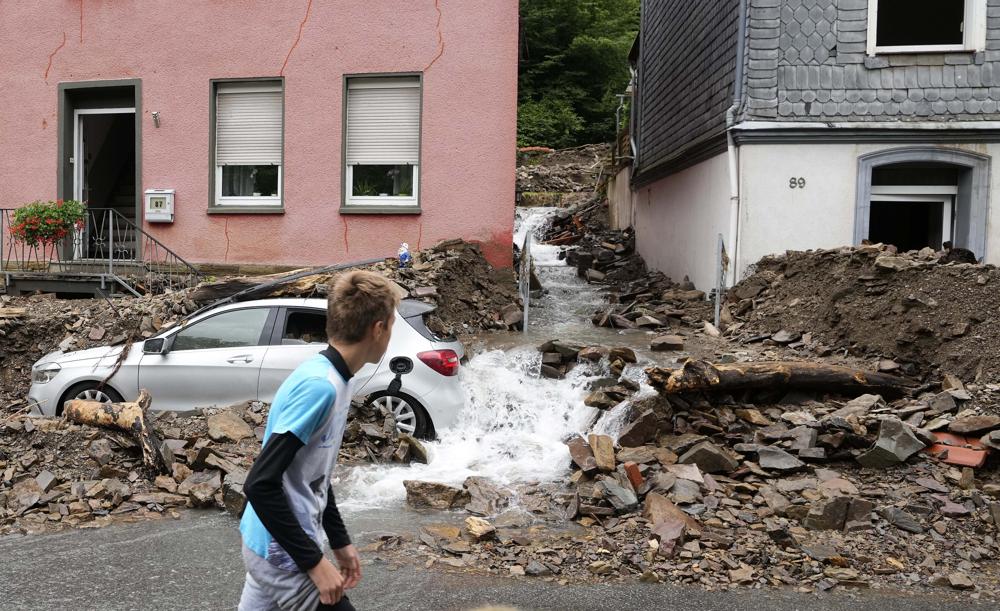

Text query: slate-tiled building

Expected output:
[617,0,1000,291]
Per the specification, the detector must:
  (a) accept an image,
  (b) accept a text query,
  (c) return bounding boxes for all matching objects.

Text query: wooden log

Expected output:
[63,389,170,473]
[646,360,913,399]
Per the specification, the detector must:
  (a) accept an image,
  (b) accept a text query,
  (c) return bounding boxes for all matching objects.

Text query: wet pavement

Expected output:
[0,510,993,611]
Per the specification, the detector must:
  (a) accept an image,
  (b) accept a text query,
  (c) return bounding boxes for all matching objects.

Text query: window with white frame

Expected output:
[344,76,420,208]
[214,81,283,207]
[868,0,986,55]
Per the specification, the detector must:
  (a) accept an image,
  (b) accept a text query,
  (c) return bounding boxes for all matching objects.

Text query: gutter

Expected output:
[725,0,747,288]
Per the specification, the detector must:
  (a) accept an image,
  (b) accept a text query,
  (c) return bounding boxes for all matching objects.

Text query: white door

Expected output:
[257,307,377,403]
[138,306,273,411]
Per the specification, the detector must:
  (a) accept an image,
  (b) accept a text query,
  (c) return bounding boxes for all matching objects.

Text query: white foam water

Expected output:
[335,347,602,510]
[336,207,648,511]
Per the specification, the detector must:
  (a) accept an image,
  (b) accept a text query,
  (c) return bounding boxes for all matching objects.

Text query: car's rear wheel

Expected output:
[365,391,433,439]
[58,382,124,417]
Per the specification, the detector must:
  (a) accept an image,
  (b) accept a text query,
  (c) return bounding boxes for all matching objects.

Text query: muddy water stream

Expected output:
[336,207,658,518]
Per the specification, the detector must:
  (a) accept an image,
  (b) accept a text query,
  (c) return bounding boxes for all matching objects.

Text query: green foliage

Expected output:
[519,0,639,147]
[9,200,85,248]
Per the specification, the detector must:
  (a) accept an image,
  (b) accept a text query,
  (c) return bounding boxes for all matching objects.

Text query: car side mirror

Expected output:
[143,337,171,355]
[387,356,413,395]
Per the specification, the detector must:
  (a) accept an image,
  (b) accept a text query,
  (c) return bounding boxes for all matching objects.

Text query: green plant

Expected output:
[354,178,379,196]
[9,199,86,248]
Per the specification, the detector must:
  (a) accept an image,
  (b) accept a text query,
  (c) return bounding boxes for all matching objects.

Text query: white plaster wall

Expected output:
[633,153,733,291]
[737,142,1000,281]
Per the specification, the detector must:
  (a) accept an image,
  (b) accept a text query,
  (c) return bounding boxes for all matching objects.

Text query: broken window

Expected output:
[867,163,958,252]
[213,81,283,207]
[281,311,327,345]
[874,0,965,49]
[344,76,420,209]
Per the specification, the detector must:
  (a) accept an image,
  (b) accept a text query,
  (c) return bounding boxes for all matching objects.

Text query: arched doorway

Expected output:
[854,147,990,258]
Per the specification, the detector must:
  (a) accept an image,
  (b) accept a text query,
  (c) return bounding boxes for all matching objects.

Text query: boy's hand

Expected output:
[333,544,362,589]
[307,557,344,604]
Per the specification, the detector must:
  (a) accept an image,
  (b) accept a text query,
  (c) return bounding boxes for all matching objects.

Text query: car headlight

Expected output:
[32,362,61,384]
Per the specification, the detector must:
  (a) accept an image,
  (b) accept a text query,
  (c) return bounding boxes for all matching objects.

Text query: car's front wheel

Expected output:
[58,382,124,416]
[365,391,433,439]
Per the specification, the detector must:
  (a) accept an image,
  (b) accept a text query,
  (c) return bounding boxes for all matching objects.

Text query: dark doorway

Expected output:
[81,113,135,221]
[869,200,945,252]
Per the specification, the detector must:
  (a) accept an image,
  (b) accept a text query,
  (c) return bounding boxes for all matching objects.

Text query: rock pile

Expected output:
[516,144,610,207]
[0,401,265,535]
[727,243,1000,384]
[383,350,1000,596]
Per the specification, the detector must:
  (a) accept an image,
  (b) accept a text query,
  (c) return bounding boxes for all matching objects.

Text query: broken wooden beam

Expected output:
[646,360,913,398]
[63,389,170,473]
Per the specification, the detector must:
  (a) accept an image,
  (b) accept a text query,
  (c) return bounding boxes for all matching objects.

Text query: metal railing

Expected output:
[1,207,201,296]
[518,231,532,333]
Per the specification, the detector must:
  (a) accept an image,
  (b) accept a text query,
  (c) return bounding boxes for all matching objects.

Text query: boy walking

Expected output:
[238,271,399,610]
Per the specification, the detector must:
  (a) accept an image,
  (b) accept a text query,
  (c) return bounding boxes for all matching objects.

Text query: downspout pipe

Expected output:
[725,0,747,288]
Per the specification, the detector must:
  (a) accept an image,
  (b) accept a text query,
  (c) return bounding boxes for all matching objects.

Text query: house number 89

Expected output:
[789,177,806,189]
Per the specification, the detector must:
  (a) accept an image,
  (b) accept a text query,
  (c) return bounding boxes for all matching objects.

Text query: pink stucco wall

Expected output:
[0,0,517,268]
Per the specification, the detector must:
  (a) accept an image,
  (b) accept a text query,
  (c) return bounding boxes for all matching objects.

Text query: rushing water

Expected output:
[336,207,654,511]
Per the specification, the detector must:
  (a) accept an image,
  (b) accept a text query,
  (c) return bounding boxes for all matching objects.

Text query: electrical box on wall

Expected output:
[144,189,175,223]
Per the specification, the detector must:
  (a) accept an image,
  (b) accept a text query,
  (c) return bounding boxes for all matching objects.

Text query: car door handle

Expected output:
[226,355,254,364]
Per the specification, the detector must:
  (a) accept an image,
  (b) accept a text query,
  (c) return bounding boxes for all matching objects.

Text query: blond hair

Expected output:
[326,271,399,343]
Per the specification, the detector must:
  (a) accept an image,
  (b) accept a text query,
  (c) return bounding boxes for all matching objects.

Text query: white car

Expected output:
[27,298,464,438]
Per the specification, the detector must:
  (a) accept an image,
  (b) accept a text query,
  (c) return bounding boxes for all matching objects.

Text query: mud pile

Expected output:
[516,144,610,207]
[727,244,1000,384]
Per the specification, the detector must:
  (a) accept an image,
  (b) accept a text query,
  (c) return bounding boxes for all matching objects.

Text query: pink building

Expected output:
[0,0,517,289]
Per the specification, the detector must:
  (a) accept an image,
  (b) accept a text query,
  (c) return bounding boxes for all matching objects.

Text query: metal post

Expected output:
[520,233,531,333]
[714,233,724,329]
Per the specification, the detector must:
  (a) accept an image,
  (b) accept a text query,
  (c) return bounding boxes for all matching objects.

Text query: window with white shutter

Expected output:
[344,76,421,209]
[212,80,283,208]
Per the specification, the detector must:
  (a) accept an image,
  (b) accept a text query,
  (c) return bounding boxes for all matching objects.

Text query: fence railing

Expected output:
[1,207,201,296]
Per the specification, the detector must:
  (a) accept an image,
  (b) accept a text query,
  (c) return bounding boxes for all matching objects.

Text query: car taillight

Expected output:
[417,349,460,376]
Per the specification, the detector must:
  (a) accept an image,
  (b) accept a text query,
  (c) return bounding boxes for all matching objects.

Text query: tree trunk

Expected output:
[63,389,170,473]
[646,360,913,398]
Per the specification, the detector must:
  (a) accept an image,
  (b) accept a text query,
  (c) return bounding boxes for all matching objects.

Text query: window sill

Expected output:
[871,46,974,55]
[339,205,422,215]
[207,206,285,215]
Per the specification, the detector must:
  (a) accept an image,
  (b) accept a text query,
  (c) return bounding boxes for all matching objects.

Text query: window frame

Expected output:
[169,306,276,352]
[867,0,987,55]
[208,77,285,214]
[268,306,328,346]
[340,72,423,215]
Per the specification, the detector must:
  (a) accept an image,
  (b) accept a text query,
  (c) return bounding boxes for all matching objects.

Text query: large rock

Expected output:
[829,394,883,420]
[464,517,496,541]
[588,434,616,473]
[87,439,114,466]
[403,481,470,510]
[643,492,702,535]
[856,417,926,468]
[599,479,638,513]
[617,410,660,447]
[650,335,685,352]
[223,470,248,517]
[879,506,924,533]
[949,415,1000,436]
[608,347,637,363]
[565,435,598,474]
[678,441,739,474]
[802,496,852,530]
[584,391,618,410]
[207,411,254,443]
[757,446,806,472]
[463,476,512,516]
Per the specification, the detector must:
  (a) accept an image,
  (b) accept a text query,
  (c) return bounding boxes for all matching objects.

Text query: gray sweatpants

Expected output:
[238,545,355,611]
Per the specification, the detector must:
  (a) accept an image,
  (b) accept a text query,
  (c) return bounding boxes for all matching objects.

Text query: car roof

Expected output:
[210,297,327,311]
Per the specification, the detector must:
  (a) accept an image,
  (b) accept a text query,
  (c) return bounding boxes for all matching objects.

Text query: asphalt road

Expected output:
[0,511,992,611]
